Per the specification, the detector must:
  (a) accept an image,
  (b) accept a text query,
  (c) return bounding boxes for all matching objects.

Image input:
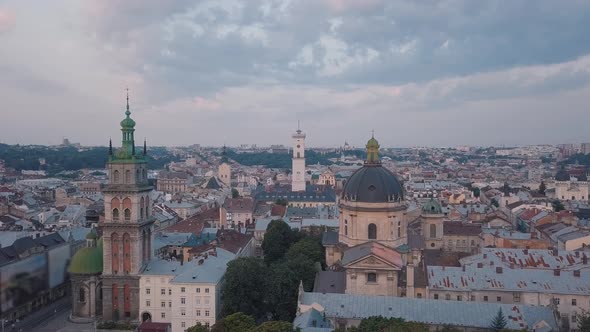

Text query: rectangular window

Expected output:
[204,298,210,305]
[205,288,210,294]
[434,294,439,300]
[181,322,186,328]
[161,301,165,308]
[205,310,210,317]
[181,287,186,293]
[161,288,165,295]
[181,309,186,316]
[169,301,172,307]
[196,288,201,293]
[572,299,577,306]
[417,293,422,298]
[169,289,172,295]
[484,296,488,302]
[161,312,165,318]
[196,298,201,305]
[146,288,151,295]
[470,295,475,301]
[181,298,186,304]
[196,310,201,316]
[146,300,150,307]
[497,296,501,302]
[457,295,462,301]
[513,293,521,302]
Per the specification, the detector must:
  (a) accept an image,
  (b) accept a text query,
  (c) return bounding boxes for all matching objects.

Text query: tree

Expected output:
[489,308,508,332]
[473,187,481,198]
[186,322,209,332]
[577,310,590,331]
[221,257,268,318]
[221,312,257,332]
[538,181,546,195]
[231,188,240,198]
[347,316,429,332]
[262,220,298,264]
[491,198,499,208]
[286,237,324,266]
[265,262,300,321]
[552,199,565,212]
[255,321,295,332]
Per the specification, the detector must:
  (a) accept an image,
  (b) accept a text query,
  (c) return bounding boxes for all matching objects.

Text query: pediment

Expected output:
[345,254,402,270]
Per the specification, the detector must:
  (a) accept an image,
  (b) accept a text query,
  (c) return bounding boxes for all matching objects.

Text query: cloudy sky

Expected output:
[1,0,590,148]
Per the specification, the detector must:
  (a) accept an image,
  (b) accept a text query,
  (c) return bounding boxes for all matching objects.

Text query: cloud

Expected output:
[1,0,590,146]
[0,8,15,33]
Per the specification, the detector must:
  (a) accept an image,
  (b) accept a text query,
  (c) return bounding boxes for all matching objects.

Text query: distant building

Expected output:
[292,124,306,192]
[157,172,190,194]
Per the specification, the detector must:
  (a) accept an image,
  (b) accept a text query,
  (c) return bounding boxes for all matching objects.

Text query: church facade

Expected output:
[324,136,408,297]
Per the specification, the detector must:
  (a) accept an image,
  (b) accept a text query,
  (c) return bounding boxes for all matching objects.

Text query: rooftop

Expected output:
[142,247,235,284]
[461,248,590,271]
[299,292,557,330]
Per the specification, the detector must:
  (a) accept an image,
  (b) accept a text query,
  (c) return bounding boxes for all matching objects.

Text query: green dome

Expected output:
[68,239,103,275]
[120,111,136,129]
[85,229,98,240]
[422,198,443,214]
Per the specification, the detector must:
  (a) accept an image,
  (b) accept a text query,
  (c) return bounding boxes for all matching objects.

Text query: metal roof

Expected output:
[428,265,590,295]
[300,292,557,330]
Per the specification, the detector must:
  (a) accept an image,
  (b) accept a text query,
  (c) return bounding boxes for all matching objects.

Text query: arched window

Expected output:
[344,225,348,236]
[123,233,131,274]
[367,273,377,283]
[114,170,120,183]
[140,197,145,219]
[112,208,120,221]
[124,209,131,221]
[429,224,437,238]
[125,170,131,183]
[123,198,132,221]
[111,233,119,274]
[368,223,377,240]
[79,287,86,302]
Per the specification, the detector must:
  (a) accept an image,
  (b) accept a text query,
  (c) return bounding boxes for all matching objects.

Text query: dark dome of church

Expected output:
[342,135,404,203]
[343,165,404,203]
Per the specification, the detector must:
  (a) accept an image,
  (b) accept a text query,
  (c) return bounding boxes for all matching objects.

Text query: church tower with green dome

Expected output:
[101,92,154,322]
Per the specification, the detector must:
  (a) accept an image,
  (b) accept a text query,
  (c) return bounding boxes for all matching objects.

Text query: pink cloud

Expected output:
[192,96,221,111]
[0,9,15,33]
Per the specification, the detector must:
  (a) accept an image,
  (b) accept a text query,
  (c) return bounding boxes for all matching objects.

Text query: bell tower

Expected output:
[101,91,154,322]
[292,122,306,192]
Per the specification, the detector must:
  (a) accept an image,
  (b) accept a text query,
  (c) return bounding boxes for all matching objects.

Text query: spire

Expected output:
[143,138,147,156]
[109,138,113,156]
[125,87,130,117]
[297,120,301,134]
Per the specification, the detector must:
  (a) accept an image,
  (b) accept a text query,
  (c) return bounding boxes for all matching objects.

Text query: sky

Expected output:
[1,0,590,148]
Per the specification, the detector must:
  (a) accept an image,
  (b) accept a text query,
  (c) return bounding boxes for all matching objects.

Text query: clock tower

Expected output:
[292,123,306,192]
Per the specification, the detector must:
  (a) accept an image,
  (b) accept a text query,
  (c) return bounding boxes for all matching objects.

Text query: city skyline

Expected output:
[1,1,590,147]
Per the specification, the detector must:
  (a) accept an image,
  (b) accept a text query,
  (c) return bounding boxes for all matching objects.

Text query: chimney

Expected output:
[553,269,560,276]
[523,249,528,255]
[477,263,483,268]
[462,265,466,272]
[574,270,581,278]
[583,255,588,265]
[552,248,558,256]
[496,267,503,274]
[575,251,580,258]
